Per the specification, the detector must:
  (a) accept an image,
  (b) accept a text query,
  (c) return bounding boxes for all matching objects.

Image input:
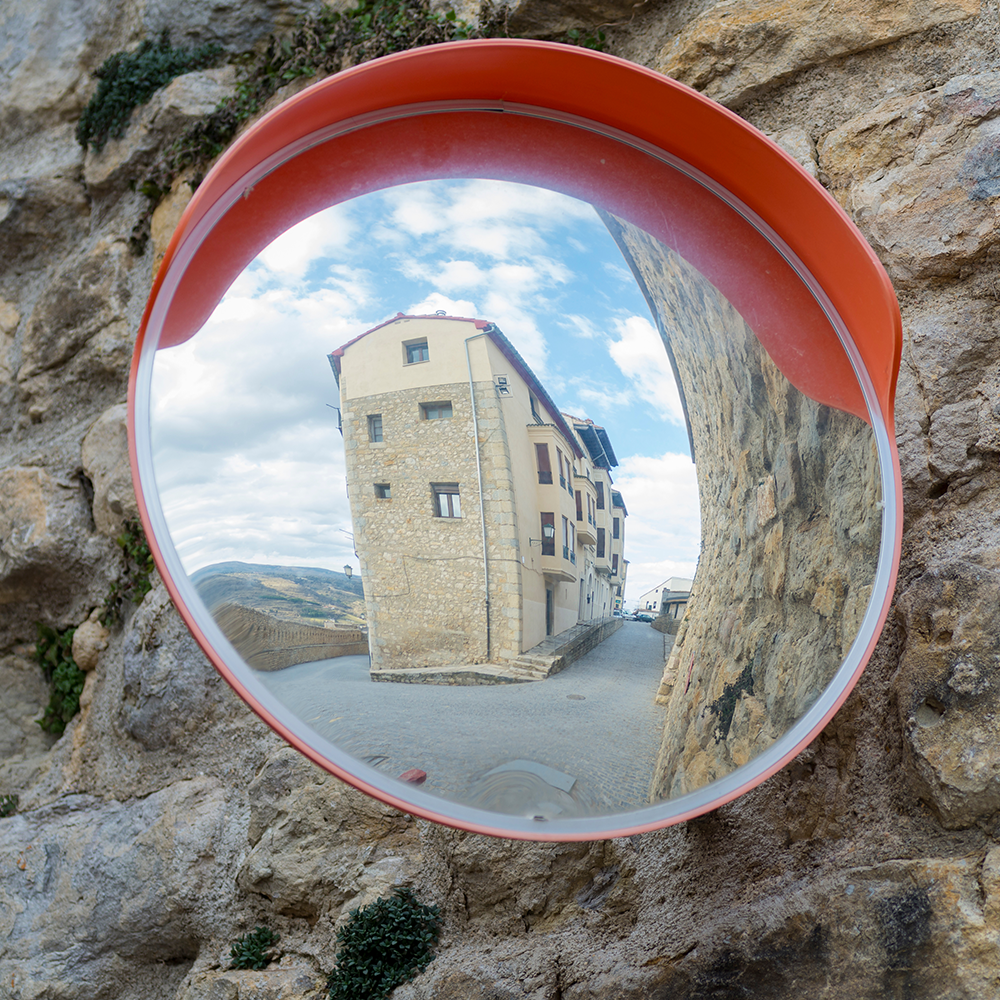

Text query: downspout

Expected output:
[465,333,490,661]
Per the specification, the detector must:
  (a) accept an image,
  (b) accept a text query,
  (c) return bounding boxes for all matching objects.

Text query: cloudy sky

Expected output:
[149,179,701,602]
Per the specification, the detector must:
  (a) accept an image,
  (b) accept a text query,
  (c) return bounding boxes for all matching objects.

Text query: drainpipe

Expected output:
[465,333,490,661]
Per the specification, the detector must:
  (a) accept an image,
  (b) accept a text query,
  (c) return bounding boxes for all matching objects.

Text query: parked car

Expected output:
[635,613,654,623]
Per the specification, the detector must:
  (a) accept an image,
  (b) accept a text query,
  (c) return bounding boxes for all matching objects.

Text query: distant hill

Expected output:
[191,562,366,629]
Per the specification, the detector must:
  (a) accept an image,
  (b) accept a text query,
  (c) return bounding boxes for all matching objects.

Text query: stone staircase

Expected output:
[503,616,623,681]
[369,616,624,685]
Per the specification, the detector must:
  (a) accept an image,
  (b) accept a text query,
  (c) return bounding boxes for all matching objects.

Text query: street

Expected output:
[257,621,667,819]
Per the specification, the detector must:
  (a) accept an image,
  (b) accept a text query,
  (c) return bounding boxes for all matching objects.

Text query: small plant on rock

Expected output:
[34,624,86,735]
[76,31,223,151]
[101,518,156,626]
[0,794,18,818]
[230,926,280,970]
[561,27,607,50]
[326,887,442,1000]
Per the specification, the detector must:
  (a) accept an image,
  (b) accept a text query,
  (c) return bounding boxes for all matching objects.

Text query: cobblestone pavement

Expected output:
[257,622,667,819]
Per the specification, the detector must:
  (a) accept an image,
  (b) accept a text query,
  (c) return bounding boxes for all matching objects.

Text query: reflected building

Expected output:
[329,314,626,678]
[637,577,693,618]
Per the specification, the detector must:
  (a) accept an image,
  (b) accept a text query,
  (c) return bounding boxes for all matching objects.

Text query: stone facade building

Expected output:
[329,314,626,675]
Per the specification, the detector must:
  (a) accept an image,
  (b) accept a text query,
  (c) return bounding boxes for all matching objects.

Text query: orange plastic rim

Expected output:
[129,40,902,840]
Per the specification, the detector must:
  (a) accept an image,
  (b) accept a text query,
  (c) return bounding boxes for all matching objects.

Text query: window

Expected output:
[529,393,543,424]
[569,521,576,563]
[405,340,429,364]
[612,554,619,575]
[432,483,461,517]
[541,512,555,556]
[557,448,566,488]
[421,401,452,420]
[575,490,583,521]
[596,481,605,510]
[613,517,620,539]
[367,414,383,442]
[597,527,605,559]
[374,483,391,499]
[535,443,553,484]
[562,516,570,559]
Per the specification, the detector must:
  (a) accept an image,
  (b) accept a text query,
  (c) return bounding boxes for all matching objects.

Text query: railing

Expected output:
[538,471,553,484]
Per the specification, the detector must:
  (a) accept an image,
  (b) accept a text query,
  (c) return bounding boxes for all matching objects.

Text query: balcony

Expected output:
[577,521,597,546]
[540,552,575,582]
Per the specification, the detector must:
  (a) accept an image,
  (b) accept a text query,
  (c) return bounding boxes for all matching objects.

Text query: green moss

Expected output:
[113,5,609,251]
[101,518,156,626]
[35,624,86,735]
[77,33,223,152]
[561,27,606,50]
[230,926,280,970]
[0,794,18,818]
[327,887,441,1000]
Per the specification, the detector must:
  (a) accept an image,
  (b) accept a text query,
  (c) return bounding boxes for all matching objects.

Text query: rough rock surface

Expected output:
[654,0,981,109]
[603,218,881,798]
[4,1,1000,999]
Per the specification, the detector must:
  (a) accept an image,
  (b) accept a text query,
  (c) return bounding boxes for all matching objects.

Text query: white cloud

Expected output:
[607,315,686,426]
[146,177,683,588]
[613,450,701,601]
[405,292,480,319]
[256,203,357,279]
[559,314,604,340]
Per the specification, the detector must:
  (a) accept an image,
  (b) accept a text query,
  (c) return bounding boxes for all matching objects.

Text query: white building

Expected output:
[637,577,693,618]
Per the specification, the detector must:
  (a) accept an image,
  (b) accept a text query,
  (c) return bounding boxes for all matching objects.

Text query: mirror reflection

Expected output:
[149,178,881,820]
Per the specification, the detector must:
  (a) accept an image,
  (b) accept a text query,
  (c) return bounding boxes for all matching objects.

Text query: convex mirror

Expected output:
[130,40,903,840]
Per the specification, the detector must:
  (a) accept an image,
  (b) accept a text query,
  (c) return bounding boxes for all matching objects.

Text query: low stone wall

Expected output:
[370,664,529,685]
[650,616,682,636]
[211,604,369,671]
[508,615,623,678]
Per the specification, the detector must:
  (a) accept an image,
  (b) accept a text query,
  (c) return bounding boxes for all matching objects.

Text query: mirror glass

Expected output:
[145,172,883,825]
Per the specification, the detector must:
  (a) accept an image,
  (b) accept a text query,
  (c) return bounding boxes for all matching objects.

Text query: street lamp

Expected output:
[343,564,353,579]
[528,523,556,546]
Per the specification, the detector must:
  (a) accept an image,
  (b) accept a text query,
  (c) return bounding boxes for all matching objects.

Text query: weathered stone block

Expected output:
[655,0,979,109]
[820,73,1000,284]
[895,561,1000,827]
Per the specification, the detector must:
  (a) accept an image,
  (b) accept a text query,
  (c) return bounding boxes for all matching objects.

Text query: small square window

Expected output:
[421,401,452,420]
[374,483,391,499]
[432,483,461,518]
[367,414,383,442]
[405,341,429,364]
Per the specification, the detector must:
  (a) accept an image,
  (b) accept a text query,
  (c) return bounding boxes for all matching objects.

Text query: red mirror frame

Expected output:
[129,39,903,840]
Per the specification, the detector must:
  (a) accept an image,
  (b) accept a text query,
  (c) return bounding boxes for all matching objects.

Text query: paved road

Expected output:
[257,622,667,820]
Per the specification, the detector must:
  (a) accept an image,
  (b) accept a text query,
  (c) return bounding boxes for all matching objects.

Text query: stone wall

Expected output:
[5,1,1000,998]
[341,377,523,670]
[603,217,882,799]
[211,604,368,671]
